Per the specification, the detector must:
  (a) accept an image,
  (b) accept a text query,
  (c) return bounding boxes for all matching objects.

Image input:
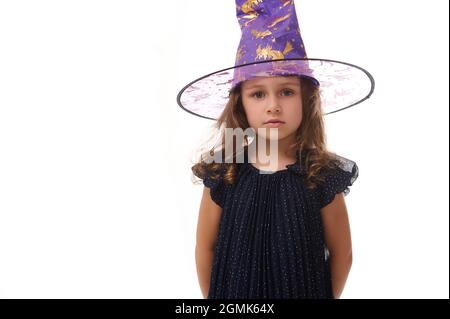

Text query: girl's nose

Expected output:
[268,107,280,114]
[267,99,281,113]
[266,93,282,113]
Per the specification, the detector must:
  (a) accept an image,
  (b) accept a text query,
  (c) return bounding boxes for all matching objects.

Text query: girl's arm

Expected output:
[195,186,223,298]
[321,192,353,299]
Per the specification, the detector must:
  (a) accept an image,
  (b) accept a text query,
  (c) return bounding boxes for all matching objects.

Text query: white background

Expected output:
[0,0,448,298]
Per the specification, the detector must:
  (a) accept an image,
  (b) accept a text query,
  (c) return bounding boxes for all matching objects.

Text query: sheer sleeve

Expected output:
[317,155,359,209]
[193,165,228,208]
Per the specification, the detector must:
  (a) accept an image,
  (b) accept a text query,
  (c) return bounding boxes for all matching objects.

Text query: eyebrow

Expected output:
[243,81,299,90]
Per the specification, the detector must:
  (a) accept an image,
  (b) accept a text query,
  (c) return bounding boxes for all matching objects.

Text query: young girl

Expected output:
[177,0,374,299]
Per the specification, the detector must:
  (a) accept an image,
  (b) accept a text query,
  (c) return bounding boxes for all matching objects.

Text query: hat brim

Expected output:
[177,58,375,120]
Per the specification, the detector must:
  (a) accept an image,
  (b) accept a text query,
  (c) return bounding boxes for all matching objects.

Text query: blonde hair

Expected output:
[191,75,342,190]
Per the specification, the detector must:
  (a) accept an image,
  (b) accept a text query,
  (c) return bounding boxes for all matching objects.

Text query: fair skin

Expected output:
[195,75,352,298]
[241,76,302,167]
[195,187,222,298]
[321,193,353,298]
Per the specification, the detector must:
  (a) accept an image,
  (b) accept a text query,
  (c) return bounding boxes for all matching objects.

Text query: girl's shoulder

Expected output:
[314,154,359,209]
[323,154,358,178]
[192,161,230,208]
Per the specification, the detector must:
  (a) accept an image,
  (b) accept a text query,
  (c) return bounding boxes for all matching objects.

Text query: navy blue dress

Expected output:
[197,151,358,299]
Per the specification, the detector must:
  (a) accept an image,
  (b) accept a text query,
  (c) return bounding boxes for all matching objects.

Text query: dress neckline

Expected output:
[243,151,307,176]
[247,160,299,174]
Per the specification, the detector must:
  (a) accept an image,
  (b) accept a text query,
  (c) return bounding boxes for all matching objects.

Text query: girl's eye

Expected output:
[252,91,264,99]
[281,89,294,96]
[251,89,294,99]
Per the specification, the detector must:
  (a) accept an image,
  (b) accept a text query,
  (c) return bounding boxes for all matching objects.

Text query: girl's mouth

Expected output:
[264,122,285,128]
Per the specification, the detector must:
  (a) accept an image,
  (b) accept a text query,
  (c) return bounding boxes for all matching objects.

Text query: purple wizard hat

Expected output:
[177,0,375,120]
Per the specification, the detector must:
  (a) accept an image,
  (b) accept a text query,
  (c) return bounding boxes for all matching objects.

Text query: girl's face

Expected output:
[241,76,303,141]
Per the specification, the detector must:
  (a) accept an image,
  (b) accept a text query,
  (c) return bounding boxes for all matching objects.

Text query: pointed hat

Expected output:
[177,0,375,120]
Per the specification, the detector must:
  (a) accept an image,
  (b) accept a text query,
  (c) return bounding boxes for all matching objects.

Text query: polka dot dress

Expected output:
[196,150,359,299]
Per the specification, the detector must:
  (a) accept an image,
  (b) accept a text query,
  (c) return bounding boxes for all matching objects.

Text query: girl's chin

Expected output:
[256,135,289,142]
